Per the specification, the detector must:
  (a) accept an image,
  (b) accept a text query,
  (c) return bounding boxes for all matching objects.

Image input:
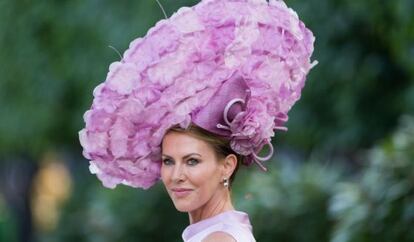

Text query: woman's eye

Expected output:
[187,158,199,166]
[162,159,173,166]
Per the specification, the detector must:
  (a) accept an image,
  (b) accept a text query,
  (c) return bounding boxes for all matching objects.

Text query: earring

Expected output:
[223,178,229,188]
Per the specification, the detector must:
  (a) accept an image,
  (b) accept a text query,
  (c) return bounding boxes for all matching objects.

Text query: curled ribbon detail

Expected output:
[216,98,275,171]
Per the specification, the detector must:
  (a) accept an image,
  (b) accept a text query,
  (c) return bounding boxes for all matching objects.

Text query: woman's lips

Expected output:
[171,188,193,198]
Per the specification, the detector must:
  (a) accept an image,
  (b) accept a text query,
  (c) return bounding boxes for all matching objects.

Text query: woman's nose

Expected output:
[171,163,185,182]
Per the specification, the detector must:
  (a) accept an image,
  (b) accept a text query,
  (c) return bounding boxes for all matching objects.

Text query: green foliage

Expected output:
[330,116,414,242]
[233,116,414,242]
[234,160,342,242]
[41,173,187,242]
[284,0,414,155]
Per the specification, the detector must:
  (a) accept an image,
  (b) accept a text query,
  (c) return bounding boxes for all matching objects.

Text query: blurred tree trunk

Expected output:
[0,155,38,242]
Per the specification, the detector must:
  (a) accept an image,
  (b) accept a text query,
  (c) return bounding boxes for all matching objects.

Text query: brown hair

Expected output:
[166,124,244,187]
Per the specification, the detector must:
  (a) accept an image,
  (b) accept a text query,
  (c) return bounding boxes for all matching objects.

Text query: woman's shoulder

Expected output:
[183,210,256,242]
[206,212,256,242]
[202,231,236,242]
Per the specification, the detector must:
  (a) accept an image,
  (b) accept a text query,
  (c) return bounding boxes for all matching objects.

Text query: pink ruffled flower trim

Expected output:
[79,0,316,189]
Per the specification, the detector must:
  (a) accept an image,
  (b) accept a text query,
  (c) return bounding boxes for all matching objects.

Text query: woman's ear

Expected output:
[222,154,237,179]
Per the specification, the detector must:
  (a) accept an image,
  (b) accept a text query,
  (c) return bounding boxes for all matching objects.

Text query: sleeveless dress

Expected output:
[182,210,256,242]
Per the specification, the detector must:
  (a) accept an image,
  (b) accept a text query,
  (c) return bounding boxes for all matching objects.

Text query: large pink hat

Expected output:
[79,0,317,189]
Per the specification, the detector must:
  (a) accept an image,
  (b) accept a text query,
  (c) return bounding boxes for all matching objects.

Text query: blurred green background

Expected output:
[0,0,413,242]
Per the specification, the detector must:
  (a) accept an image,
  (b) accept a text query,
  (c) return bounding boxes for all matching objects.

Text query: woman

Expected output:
[162,124,252,241]
[79,0,316,241]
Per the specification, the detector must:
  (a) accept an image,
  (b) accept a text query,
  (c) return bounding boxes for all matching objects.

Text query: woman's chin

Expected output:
[172,200,196,213]
[173,203,192,212]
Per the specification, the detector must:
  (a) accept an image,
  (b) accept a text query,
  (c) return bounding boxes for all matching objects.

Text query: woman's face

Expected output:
[161,131,224,212]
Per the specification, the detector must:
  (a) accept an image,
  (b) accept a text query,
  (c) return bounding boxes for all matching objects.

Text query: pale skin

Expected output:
[161,131,238,242]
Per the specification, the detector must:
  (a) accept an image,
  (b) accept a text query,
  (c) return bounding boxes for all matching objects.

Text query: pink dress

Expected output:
[182,210,256,242]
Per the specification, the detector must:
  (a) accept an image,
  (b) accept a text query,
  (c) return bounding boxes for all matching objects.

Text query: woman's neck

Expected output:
[188,189,234,224]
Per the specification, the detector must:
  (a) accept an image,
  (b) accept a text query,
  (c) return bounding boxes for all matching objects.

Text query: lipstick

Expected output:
[171,188,193,198]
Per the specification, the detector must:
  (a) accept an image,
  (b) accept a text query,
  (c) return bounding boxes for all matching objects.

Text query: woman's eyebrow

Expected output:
[183,153,202,159]
[161,153,202,159]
